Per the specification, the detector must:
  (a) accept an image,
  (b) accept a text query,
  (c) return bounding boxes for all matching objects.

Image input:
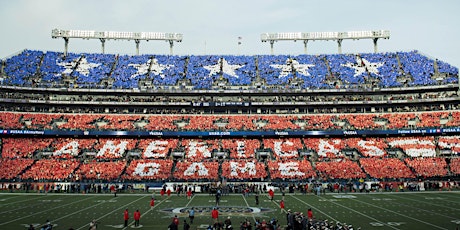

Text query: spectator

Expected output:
[41,220,52,230]
[89,220,97,230]
[224,216,232,230]
[183,220,190,230]
[173,215,179,226]
[168,220,178,230]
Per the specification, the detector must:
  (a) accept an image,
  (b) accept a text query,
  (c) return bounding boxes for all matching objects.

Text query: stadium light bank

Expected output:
[261,30,390,54]
[51,29,183,56]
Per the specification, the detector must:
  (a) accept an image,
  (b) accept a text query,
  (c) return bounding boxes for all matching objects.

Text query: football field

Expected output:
[0,191,459,230]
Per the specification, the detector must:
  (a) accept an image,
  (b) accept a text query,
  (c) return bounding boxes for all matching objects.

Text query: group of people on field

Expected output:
[123,208,141,227]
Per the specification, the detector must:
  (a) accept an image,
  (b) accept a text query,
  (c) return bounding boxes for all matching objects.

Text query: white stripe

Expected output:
[289,195,340,223]
[241,194,257,222]
[320,196,401,230]
[0,196,94,226]
[351,196,448,230]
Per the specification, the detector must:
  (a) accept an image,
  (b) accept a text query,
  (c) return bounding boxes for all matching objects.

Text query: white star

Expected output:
[203,58,245,78]
[56,57,101,76]
[292,60,315,77]
[150,58,174,78]
[56,59,77,75]
[129,58,174,79]
[341,57,384,77]
[270,59,314,78]
[128,61,149,79]
[75,58,101,76]
[203,60,221,78]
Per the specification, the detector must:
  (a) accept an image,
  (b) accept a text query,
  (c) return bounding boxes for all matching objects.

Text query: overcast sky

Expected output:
[1,0,459,67]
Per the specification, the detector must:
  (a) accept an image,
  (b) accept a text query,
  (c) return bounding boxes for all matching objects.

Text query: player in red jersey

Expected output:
[133,209,141,227]
[123,209,129,227]
[280,199,285,213]
[150,197,155,210]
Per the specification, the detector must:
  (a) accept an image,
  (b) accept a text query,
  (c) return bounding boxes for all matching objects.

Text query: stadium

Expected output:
[1,4,460,228]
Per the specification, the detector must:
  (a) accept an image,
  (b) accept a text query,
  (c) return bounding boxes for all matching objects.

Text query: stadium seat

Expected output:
[267,159,316,179]
[221,160,267,180]
[359,158,415,179]
[2,50,457,89]
[315,159,366,179]
[0,158,35,179]
[173,160,219,181]
[122,159,173,180]
[76,160,126,180]
[21,159,80,180]
[405,157,448,177]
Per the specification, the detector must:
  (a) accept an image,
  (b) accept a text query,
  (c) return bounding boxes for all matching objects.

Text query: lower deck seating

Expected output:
[0,137,458,181]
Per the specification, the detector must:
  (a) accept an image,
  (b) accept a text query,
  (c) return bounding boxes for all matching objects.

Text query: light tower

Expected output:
[51,29,183,56]
[261,30,390,54]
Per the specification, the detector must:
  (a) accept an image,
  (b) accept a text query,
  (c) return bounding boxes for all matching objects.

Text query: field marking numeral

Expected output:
[319,199,338,202]
[332,195,356,199]
[372,198,394,201]
[370,222,405,227]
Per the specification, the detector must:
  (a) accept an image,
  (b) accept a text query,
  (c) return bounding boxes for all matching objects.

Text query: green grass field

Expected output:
[0,191,459,230]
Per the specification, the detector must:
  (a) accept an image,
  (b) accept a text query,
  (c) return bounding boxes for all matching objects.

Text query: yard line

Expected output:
[0,200,51,214]
[74,195,152,230]
[0,196,95,226]
[241,194,257,223]
[412,192,460,205]
[289,195,340,223]
[0,195,19,201]
[351,196,448,230]
[383,193,460,214]
[185,194,196,207]
[47,197,122,225]
[0,194,44,207]
[320,196,401,230]
[0,195,59,216]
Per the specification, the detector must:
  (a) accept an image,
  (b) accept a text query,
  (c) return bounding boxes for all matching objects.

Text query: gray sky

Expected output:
[1,0,459,68]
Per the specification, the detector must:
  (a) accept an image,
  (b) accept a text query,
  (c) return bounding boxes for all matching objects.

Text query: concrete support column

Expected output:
[169,40,174,55]
[303,40,308,54]
[270,40,275,55]
[337,39,343,54]
[135,39,140,55]
[63,37,69,56]
[373,38,379,53]
[100,38,106,54]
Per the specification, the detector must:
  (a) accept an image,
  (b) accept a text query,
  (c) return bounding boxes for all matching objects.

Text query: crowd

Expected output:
[2,111,460,131]
[1,155,457,182]
[2,50,457,90]
[0,135,459,181]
